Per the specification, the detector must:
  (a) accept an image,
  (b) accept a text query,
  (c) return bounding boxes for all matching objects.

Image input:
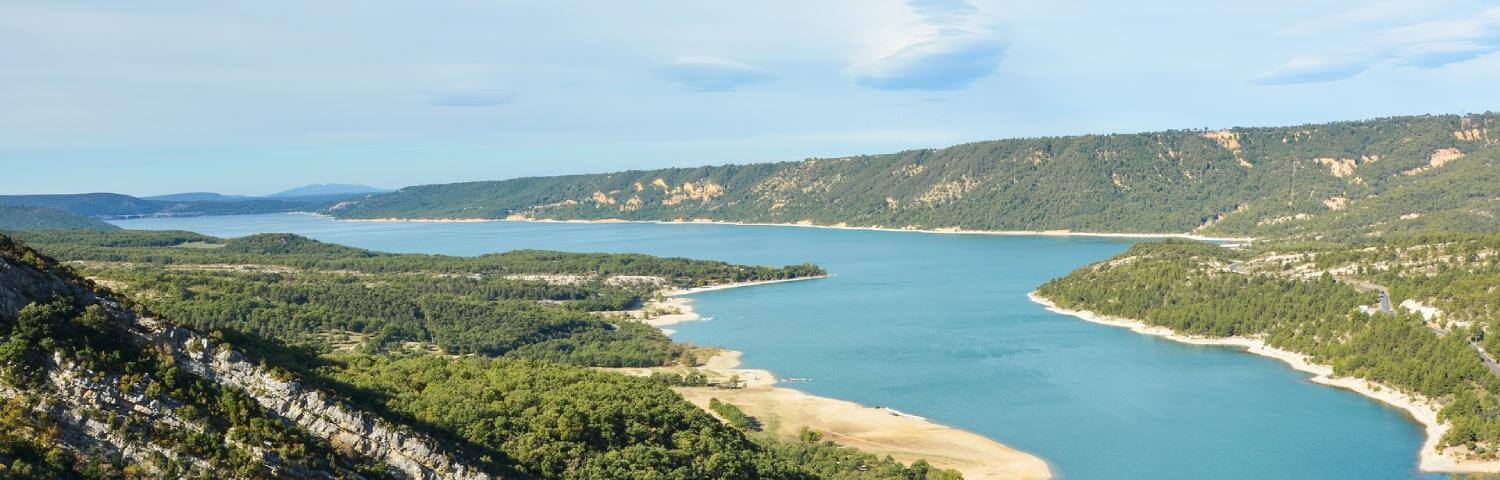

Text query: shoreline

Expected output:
[640,276,831,335]
[666,274,832,296]
[326,213,1254,242]
[1027,291,1500,474]
[625,279,1051,479]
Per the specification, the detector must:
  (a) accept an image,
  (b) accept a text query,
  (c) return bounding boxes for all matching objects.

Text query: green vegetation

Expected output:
[0,252,386,478]
[709,397,757,430]
[332,113,1500,238]
[13,230,822,287]
[317,354,960,480]
[8,229,820,367]
[1038,235,1500,454]
[0,396,123,479]
[0,204,120,231]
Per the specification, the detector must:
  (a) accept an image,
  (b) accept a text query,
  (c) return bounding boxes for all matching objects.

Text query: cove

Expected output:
[112,214,1439,479]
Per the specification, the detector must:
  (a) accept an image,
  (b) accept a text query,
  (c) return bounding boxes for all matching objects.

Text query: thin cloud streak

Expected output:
[1261,5,1500,84]
[431,90,517,107]
[658,57,773,92]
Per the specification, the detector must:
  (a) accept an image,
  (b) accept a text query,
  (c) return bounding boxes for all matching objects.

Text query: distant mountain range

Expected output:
[0,185,391,227]
[268,183,390,198]
[145,184,392,203]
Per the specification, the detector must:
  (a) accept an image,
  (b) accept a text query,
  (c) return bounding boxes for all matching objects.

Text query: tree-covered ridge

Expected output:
[1036,235,1500,455]
[13,230,824,287]
[331,113,1500,238]
[0,237,389,478]
[7,230,821,365]
[0,204,120,231]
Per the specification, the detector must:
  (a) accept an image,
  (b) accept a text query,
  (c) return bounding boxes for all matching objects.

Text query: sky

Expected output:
[4,0,1500,196]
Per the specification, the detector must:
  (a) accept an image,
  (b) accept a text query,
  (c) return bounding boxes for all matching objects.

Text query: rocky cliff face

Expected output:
[143,318,491,480]
[0,236,492,479]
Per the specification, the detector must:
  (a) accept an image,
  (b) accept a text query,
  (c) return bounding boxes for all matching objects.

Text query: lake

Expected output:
[113,214,1438,480]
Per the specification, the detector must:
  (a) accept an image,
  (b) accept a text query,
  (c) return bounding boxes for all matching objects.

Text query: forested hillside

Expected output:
[0,204,119,231]
[0,231,957,479]
[332,113,1500,238]
[1036,234,1500,458]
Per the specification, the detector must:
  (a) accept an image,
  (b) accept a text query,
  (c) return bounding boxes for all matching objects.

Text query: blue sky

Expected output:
[4,0,1500,196]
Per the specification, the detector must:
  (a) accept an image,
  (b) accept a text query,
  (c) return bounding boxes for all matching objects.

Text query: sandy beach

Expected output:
[1027,291,1500,474]
[614,278,1052,479]
[628,276,829,334]
[676,351,1052,480]
[610,346,1051,480]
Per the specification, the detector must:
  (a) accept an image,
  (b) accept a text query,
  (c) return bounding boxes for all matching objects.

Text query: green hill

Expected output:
[0,193,163,217]
[0,204,119,231]
[332,113,1500,239]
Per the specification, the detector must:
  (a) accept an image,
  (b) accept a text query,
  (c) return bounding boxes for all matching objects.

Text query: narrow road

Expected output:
[1344,277,1500,376]
[1471,341,1500,377]
[1340,278,1392,314]
[1224,264,1500,376]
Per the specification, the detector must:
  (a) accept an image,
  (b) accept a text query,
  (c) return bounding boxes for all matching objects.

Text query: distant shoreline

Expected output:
[1027,291,1500,474]
[328,214,1254,242]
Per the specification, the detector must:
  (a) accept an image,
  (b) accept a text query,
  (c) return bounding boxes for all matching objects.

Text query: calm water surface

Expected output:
[113,214,1438,480]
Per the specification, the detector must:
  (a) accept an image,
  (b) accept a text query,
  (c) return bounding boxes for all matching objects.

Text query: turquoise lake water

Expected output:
[112,214,1441,480]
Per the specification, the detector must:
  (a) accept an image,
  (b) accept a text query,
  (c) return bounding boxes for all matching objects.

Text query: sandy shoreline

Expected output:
[1027,291,1500,473]
[666,274,832,296]
[327,213,1252,242]
[621,278,1051,479]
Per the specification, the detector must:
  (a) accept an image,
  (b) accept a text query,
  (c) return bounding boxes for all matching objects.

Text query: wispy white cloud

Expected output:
[1258,56,1373,84]
[658,56,772,92]
[1261,5,1500,84]
[431,90,516,107]
[845,0,1006,91]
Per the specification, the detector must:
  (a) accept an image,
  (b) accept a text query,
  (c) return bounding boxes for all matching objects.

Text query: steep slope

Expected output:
[332,113,1500,238]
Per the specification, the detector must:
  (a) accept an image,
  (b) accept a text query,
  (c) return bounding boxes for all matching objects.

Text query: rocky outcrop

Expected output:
[0,356,216,477]
[137,317,492,480]
[0,239,493,480]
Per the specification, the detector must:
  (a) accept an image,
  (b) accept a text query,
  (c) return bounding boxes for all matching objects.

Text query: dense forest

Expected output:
[5,229,822,365]
[0,204,120,231]
[0,232,955,479]
[330,113,1499,238]
[11,230,822,287]
[1036,234,1500,454]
